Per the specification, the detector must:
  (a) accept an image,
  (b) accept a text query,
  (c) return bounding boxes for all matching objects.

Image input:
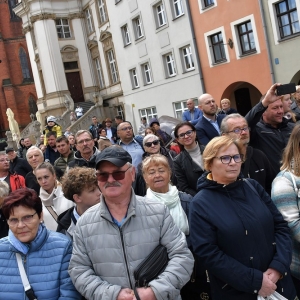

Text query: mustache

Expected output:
[104,182,122,188]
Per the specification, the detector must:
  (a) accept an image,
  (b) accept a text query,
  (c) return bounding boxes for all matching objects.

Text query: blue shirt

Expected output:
[182,107,203,125]
[119,139,144,169]
[203,115,220,134]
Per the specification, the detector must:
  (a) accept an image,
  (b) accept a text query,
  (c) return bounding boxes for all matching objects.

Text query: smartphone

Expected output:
[276,83,296,96]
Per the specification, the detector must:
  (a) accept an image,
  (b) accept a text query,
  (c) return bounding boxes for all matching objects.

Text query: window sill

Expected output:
[134,36,146,44]
[201,3,215,11]
[182,68,195,74]
[58,37,74,40]
[166,74,177,79]
[155,23,168,33]
[98,20,109,28]
[239,50,257,58]
[124,43,132,48]
[278,32,300,43]
[132,87,140,90]
[115,0,122,4]
[172,13,184,21]
[212,59,227,66]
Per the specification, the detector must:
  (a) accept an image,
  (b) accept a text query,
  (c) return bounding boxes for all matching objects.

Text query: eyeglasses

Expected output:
[77,138,93,145]
[119,126,133,131]
[7,212,37,227]
[96,165,131,182]
[178,130,194,139]
[227,127,250,134]
[214,154,244,164]
[144,140,160,147]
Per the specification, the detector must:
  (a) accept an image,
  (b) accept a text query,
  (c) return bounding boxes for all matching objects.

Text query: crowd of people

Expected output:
[0,83,299,299]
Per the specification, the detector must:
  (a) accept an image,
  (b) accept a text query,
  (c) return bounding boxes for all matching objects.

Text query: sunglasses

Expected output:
[96,166,131,182]
[144,140,160,147]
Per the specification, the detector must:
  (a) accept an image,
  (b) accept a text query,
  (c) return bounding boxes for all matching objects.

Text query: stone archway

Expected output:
[221,82,262,116]
[291,70,300,86]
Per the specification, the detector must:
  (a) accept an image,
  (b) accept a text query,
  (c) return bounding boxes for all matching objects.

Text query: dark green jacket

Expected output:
[54,150,75,173]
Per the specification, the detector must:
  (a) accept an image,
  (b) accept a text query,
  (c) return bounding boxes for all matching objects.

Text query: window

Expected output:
[56,19,71,38]
[98,0,107,24]
[140,107,158,122]
[141,63,153,85]
[121,24,131,46]
[107,49,119,84]
[237,21,256,54]
[174,99,197,119]
[154,2,167,28]
[85,8,94,34]
[130,68,139,89]
[203,0,214,8]
[117,105,124,120]
[133,16,144,40]
[95,58,105,89]
[19,48,31,80]
[164,53,176,77]
[8,0,20,20]
[181,46,195,71]
[198,0,216,13]
[172,0,184,18]
[210,32,226,63]
[275,0,300,38]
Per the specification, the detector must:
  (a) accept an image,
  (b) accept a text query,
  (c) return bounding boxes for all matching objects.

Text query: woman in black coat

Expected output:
[173,122,205,196]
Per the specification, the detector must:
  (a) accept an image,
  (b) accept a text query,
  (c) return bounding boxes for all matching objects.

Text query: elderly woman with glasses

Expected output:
[0,188,81,300]
[189,135,296,300]
[134,134,177,196]
[173,122,205,196]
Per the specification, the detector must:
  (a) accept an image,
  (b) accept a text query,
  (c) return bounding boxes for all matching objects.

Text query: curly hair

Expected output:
[61,167,99,201]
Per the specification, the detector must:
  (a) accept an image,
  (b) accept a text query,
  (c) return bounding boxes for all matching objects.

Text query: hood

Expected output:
[197,171,243,191]
[74,147,100,161]
[149,118,159,127]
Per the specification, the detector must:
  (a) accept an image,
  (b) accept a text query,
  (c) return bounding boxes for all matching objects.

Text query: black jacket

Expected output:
[173,143,205,196]
[245,102,294,174]
[68,147,100,169]
[89,123,103,140]
[241,146,276,195]
[57,207,75,235]
[134,147,177,197]
[9,156,32,178]
[0,209,9,239]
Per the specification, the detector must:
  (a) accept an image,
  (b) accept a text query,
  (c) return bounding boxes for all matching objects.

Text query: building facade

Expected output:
[189,0,275,115]
[0,0,37,137]
[261,0,300,85]
[105,0,204,127]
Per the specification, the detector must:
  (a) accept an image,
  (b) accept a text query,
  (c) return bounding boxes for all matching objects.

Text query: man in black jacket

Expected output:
[221,114,276,195]
[245,83,295,174]
[6,148,32,178]
[89,116,103,146]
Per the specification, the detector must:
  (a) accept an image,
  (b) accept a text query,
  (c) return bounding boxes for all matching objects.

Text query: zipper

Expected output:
[119,228,133,289]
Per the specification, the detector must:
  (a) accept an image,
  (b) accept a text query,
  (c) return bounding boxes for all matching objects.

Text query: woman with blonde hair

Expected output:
[271,123,300,297]
[218,98,237,115]
[190,135,296,299]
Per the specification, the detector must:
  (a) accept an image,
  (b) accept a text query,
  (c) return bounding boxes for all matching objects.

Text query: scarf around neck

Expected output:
[146,184,189,235]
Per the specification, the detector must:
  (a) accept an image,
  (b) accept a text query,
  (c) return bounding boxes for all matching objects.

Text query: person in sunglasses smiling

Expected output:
[69,145,194,300]
[190,135,296,299]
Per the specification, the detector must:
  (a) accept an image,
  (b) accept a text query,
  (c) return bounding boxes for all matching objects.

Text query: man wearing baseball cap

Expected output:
[69,145,193,300]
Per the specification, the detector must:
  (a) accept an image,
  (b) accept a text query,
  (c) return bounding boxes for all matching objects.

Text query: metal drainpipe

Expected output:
[185,0,206,93]
[258,0,276,83]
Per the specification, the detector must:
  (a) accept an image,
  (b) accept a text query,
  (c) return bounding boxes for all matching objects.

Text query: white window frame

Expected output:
[85,8,94,34]
[122,24,131,46]
[171,0,184,18]
[95,57,105,89]
[98,0,107,24]
[173,98,197,119]
[268,0,300,45]
[164,53,177,77]
[230,14,261,60]
[56,19,71,39]
[155,2,167,28]
[180,45,195,72]
[198,0,217,14]
[204,26,230,67]
[141,62,153,85]
[140,107,158,122]
[133,16,144,40]
[107,49,119,84]
[130,68,139,89]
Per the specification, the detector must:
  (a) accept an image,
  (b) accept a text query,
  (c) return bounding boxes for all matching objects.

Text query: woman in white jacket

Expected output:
[35,162,74,230]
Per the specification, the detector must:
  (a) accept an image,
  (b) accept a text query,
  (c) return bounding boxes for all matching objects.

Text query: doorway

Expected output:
[65,72,84,103]
[234,88,252,116]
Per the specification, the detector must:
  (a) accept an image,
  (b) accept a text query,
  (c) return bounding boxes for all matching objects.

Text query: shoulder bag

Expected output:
[16,253,38,300]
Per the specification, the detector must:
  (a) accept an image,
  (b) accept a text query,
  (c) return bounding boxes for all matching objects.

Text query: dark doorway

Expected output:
[234,88,252,116]
[65,72,84,103]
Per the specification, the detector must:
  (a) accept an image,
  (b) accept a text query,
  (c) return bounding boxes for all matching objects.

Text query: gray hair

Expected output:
[26,146,43,159]
[143,134,159,146]
[0,181,9,198]
[220,113,247,135]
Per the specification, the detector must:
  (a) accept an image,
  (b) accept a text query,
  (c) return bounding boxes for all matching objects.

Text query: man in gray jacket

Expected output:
[69,146,194,300]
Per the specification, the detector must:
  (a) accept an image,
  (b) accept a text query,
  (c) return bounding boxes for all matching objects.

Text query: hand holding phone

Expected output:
[276,83,296,96]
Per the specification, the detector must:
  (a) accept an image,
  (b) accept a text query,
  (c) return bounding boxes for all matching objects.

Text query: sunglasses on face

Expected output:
[96,165,131,182]
[144,140,160,147]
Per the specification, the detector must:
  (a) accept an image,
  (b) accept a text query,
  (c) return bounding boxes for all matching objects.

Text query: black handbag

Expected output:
[133,243,169,300]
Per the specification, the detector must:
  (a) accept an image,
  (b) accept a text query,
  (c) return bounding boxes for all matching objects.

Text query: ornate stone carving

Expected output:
[61,45,79,62]
[30,13,56,24]
[69,12,85,19]
[22,25,32,34]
